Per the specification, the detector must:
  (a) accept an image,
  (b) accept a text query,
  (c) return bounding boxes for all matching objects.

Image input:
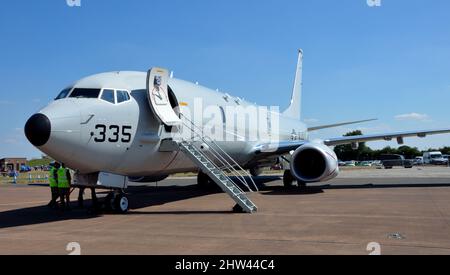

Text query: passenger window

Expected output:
[55,88,72,100]
[117,90,130,103]
[101,89,115,104]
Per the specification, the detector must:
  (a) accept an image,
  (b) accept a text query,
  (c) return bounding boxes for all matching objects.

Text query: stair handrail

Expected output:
[180,114,258,192]
[179,140,247,194]
[180,121,252,192]
[179,114,258,192]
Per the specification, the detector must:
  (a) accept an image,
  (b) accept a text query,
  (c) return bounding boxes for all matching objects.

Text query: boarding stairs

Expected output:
[175,115,258,213]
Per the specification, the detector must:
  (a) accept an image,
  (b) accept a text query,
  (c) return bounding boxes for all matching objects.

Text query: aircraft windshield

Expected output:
[69,88,101,99]
[55,88,72,100]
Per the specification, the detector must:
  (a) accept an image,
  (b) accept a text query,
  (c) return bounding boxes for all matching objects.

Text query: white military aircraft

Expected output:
[25,50,450,213]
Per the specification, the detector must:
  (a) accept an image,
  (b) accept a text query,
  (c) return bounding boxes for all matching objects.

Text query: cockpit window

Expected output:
[117,90,130,103]
[101,89,115,104]
[55,88,72,100]
[69,88,101,99]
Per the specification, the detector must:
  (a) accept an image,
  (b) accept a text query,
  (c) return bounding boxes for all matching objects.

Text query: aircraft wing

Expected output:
[252,128,450,159]
[323,128,450,146]
[307,119,377,132]
[253,141,307,156]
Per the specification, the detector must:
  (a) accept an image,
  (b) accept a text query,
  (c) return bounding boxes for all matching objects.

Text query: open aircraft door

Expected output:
[146,67,181,127]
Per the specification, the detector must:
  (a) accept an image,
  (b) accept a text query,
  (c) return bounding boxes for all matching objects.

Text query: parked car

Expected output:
[358,161,372,167]
[423,151,449,165]
[379,154,413,169]
[372,160,383,168]
[345,161,356,167]
[413,157,424,166]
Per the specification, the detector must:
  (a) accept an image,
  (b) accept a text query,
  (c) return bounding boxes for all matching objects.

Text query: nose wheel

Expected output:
[106,191,129,214]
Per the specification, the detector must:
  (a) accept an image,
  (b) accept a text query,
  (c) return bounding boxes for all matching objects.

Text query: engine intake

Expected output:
[290,143,339,182]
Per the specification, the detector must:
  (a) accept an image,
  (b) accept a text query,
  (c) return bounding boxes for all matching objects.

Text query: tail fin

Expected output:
[283,49,303,120]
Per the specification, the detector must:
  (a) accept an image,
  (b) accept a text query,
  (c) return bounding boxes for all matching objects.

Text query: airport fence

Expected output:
[0,172,49,185]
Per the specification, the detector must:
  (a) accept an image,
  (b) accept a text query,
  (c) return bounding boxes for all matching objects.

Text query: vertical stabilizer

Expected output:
[283,49,303,120]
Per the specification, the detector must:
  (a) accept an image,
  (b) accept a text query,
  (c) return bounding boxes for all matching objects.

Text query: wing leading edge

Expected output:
[251,128,450,159]
[323,128,450,146]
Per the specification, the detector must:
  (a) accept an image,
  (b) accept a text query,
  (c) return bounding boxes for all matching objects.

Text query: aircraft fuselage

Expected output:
[29,71,307,177]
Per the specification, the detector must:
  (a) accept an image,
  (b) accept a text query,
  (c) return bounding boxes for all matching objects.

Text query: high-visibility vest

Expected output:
[57,168,70,188]
[49,167,57,188]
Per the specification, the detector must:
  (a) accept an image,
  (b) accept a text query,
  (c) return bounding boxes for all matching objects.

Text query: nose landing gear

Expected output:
[105,191,129,214]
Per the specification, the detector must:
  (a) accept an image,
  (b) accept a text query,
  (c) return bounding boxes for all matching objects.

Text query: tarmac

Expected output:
[1,167,450,255]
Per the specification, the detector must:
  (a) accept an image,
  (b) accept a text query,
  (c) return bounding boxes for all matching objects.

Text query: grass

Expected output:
[28,158,52,167]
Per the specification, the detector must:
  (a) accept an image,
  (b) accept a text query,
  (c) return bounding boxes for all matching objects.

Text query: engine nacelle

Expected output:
[290,143,339,182]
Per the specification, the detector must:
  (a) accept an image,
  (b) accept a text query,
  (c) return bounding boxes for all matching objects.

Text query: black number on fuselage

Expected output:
[94,124,107,142]
[108,125,120,143]
[92,125,132,143]
[122,126,132,143]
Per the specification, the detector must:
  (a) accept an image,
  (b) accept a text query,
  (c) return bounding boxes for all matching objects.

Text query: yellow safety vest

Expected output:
[57,168,70,188]
[49,167,57,188]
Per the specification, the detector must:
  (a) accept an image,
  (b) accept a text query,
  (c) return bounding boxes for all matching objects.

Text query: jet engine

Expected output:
[290,143,339,182]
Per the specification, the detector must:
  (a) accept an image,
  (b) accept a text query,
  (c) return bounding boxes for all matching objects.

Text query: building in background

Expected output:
[0,158,27,172]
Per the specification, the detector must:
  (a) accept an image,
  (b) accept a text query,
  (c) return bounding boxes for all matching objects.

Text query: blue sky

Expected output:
[1,0,450,158]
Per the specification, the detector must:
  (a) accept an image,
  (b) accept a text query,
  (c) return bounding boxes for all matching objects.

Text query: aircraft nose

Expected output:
[25,113,51,147]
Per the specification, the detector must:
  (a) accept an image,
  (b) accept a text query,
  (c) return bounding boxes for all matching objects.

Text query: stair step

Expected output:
[178,140,258,213]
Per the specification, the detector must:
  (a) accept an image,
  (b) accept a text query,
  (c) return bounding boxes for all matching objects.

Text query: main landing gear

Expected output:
[283,170,307,189]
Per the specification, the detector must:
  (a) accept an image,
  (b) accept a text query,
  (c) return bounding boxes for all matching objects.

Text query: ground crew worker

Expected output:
[47,162,59,209]
[57,163,72,211]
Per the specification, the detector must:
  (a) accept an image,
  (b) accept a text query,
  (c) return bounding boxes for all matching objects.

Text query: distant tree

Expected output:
[439,147,450,155]
[372,146,396,160]
[334,130,373,161]
[333,131,450,161]
[396,146,421,159]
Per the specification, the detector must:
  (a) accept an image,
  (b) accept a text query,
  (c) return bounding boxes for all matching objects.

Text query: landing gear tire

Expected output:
[283,170,296,188]
[113,193,129,214]
[297,181,307,189]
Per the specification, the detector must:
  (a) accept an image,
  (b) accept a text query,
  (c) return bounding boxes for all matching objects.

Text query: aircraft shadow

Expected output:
[258,177,450,195]
[0,185,220,230]
[2,177,450,229]
[316,182,450,190]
